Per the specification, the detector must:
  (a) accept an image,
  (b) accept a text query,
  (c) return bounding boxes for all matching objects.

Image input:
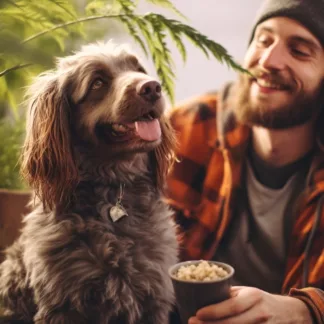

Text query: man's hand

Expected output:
[188,286,313,324]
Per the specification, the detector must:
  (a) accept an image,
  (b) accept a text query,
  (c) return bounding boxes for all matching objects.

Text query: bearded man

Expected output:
[167,0,324,323]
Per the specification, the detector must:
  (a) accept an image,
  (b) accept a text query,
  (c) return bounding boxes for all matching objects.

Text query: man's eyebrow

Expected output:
[255,26,274,34]
[256,26,322,50]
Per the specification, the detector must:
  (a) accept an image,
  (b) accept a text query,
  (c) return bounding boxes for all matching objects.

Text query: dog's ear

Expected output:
[21,74,78,211]
[152,115,177,191]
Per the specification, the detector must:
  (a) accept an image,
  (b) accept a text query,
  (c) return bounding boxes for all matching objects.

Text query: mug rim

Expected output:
[168,260,235,284]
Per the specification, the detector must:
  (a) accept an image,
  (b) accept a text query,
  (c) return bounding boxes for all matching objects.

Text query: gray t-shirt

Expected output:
[214,156,309,293]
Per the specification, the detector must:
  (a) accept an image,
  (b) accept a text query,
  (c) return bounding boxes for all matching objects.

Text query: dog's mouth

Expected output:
[97,110,161,143]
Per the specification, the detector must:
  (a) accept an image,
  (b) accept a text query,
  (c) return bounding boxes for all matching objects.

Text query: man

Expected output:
[167,0,324,323]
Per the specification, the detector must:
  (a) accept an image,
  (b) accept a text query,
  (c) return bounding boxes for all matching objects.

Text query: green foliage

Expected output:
[0,0,247,189]
[0,0,246,104]
[0,118,25,189]
[0,0,115,189]
[0,0,83,108]
[120,12,247,101]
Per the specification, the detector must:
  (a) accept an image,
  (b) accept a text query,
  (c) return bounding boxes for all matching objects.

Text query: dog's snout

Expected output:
[137,80,161,103]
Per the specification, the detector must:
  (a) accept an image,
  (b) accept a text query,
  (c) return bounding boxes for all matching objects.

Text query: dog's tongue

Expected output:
[135,119,161,141]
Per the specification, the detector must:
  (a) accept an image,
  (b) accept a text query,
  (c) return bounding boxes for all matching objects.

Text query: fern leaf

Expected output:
[149,14,246,74]
[86,0,113,15]
[47,0,77,19]
[133,15,175,102]
[144,0,187,20]
[120,16,148,56]
[161,22,187,62]
[114,0,136,14]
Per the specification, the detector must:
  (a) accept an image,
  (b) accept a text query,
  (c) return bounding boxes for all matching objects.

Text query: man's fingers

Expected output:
[230,286,245,297]
[196,287,263,321]
[192,300,268,324]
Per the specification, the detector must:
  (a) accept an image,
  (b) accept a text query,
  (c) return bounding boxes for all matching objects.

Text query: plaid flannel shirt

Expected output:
[166,84,324,322]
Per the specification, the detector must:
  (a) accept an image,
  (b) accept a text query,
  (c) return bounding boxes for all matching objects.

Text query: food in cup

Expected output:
[174,260,229,282]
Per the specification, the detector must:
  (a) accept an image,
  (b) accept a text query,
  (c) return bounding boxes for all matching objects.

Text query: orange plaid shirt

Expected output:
[166,85,324,322]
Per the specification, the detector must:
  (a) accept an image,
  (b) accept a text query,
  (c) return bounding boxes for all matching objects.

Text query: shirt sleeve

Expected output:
[289,287,324,323]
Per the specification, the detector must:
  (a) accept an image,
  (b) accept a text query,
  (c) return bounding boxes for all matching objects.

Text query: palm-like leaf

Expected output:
[0,0,248,189]
[0,0,246,104]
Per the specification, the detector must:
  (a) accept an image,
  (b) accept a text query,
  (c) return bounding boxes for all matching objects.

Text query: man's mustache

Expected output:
[247,68,293,90]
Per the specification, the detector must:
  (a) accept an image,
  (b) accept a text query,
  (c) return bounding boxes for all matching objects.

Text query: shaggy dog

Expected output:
[0,42,178,324]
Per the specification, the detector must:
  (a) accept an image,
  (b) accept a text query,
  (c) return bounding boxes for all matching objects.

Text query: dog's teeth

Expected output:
[112,124,128,132]
[141,113,154,121]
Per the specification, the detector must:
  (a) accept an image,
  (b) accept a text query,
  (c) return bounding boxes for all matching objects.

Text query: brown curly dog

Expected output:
[0,41,178,324]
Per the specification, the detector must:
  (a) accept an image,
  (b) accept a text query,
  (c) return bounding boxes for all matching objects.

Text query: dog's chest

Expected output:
[84,184,178,319]
[96,184,176,256]
[78,182,178,288]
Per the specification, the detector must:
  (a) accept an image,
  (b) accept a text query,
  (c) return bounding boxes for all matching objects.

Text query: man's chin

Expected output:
[233,75,322,129]
[249,89,293,109]
[249,102,290,114]
[239,105,313,129]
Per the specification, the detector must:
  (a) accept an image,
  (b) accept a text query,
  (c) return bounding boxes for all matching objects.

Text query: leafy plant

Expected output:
[0,0,246,189]
[0,0,245,104]
[0,118,25,189]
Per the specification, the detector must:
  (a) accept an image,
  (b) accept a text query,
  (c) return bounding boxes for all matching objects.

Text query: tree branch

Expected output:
[22,14,137,44]
[0,63,33,77]
[1,14,138,78]
[1,14,139,78]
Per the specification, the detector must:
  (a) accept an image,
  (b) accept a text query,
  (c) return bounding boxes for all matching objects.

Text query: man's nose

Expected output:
[258,43,286,71]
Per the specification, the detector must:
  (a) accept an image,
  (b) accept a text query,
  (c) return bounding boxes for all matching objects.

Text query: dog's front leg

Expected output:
[139,299,173,324]
[0,240,36,322]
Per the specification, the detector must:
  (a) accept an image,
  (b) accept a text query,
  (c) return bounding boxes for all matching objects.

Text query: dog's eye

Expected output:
[91,79,104,90]
[138,67,146,74]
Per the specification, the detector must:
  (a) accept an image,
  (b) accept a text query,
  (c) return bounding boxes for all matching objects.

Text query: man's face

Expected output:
[235,17,324,129]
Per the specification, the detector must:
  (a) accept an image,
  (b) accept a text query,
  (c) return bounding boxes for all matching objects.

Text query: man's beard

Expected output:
[233,69,324,129]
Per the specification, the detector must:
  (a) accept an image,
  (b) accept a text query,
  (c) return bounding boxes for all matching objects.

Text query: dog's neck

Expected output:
[75,149,152,186]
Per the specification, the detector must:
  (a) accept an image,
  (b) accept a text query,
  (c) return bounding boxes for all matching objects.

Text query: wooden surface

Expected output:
[0,189,31,263]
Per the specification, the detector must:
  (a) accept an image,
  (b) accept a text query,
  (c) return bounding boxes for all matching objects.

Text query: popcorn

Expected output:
[175,261,228,282]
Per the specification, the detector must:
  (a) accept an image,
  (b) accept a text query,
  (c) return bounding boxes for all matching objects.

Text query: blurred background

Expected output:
[0,0,263,271]
[0,0,261,189]
[118,0,261,103]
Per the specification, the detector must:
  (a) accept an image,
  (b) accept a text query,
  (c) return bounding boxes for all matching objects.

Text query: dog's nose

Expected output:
[137,80,162,103]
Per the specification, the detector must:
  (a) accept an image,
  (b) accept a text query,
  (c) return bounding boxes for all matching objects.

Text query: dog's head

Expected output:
[21,41,176,211]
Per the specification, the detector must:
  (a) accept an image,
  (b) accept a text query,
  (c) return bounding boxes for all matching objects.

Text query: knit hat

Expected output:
[249,0,324,46]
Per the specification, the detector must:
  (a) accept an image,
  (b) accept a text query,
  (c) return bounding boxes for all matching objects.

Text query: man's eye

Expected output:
[91,79,104,90]
[254,32,274,48]
[256,36,270,47]
[291,48,310,57]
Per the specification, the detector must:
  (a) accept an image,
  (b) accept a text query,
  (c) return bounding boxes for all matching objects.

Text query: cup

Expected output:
[169,260,234,324]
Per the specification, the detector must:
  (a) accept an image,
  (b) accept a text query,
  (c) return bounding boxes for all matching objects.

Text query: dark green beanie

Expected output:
[249,0,324,46]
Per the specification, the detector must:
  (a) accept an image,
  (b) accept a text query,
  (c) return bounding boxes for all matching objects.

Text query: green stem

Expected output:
[0,63,33,77]
[22,14,139,44]
[1,14,144,78]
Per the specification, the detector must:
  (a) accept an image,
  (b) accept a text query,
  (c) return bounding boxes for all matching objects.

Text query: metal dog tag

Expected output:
[109,204,128,222]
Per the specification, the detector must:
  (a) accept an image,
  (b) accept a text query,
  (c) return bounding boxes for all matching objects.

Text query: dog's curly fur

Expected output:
[0,42,178,324]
